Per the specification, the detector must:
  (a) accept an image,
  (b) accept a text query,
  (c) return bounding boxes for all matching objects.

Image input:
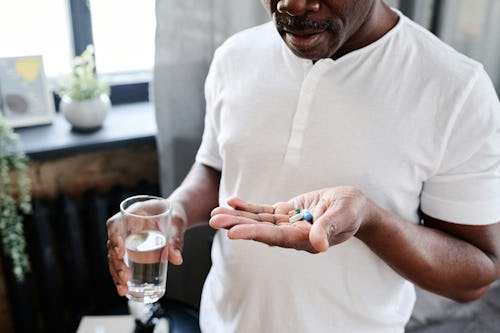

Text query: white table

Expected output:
[77,315,170,333]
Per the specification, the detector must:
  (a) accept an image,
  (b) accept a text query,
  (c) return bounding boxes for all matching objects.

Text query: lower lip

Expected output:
[285,32,323,49]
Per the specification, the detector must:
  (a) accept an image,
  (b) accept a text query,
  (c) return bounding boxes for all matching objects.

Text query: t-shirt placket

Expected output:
[284,60,329,165]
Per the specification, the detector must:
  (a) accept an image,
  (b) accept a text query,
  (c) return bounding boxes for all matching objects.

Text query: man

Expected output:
[108,0,500,332]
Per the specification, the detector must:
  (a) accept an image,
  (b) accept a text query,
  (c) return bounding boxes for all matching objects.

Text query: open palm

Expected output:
[209,186,371,253]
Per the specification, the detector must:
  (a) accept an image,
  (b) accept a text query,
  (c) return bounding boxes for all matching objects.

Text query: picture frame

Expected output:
[0,55,55,128]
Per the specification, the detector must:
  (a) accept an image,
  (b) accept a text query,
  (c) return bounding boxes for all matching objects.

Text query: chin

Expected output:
[287,45,331,62]
[280,33,339,61]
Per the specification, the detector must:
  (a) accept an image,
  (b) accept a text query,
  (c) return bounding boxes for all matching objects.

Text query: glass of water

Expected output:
[120,195,172,304]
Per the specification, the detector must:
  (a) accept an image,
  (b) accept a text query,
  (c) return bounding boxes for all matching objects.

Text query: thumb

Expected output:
[166,243,183,265]
[309,222,332,253]
[309,211,339,252]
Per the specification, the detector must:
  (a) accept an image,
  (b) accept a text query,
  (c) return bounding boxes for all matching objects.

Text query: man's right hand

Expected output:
[106,201,187,296]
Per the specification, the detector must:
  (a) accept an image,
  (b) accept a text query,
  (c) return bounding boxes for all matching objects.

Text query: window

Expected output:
[88,0,155,82]
[0,0,72,77]
[0,0,155,104]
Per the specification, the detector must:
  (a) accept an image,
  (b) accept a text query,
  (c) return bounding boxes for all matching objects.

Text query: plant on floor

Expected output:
[0,115,31,282]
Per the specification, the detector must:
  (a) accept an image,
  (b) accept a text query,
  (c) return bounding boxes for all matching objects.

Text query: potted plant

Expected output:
[56,45,111,131]
[0,115,31,282]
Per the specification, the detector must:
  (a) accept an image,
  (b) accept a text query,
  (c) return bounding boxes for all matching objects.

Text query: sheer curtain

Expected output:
[153,0,268,196]
[391,0,499,92]
[437,0,500,91]
[151,0,268,308]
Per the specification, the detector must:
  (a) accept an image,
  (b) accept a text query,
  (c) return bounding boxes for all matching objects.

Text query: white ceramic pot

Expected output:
[60,93,111,130]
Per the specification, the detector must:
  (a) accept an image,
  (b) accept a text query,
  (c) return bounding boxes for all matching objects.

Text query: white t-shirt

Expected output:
[195,11,500,333]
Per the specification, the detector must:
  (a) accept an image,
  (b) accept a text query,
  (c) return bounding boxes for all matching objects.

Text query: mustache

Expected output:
[275,14,334,32]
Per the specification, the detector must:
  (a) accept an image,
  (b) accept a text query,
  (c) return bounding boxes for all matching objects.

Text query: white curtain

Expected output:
[437,0,500,91]
[152,0,269,196]
[390,0,499,92]
[151,0,268,307]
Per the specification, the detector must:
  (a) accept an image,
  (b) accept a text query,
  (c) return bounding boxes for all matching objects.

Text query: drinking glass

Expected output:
[120,195,172,304]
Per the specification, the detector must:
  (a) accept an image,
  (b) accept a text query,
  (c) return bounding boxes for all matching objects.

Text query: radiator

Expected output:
[1,181,160,333]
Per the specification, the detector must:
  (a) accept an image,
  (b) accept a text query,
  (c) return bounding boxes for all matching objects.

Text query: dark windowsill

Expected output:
[15,102,157,160]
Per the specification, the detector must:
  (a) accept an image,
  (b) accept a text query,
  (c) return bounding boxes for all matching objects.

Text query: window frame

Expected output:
[68,0,149,105]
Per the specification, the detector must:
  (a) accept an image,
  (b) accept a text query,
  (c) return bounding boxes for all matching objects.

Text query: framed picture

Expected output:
[0,55,55,128]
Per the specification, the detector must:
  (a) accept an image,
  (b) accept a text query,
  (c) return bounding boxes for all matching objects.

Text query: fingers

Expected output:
[273,201,295,215]
[210,207,289,229]
[228,223,279,242]
[108,231,125,257]
[108,257,130,296]
[228,223,287,244]
[165,212,186,265]
[214,196,356,253]
[107,212,130,296]
[167,226,184,265]
[167,244,183,265]
[106,212,121,234]
[210,213,270,229]
[107,232,130,296]
[214,190,366,253]
[226,197,275,214]
[159,245,182,266]
[124,200,166,216]
[228,222,314,251]
[226,197,296,217]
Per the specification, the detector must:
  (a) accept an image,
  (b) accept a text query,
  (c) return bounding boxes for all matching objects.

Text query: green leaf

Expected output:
[0,115,32,282]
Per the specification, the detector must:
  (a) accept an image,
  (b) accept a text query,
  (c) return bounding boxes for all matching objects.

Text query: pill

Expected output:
[303,210,313,222]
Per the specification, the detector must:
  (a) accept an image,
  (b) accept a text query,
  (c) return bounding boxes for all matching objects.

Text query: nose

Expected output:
[276,0,320,16]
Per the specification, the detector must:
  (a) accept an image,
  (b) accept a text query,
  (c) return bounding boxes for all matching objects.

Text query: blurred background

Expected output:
[0,1,498,333]
[0,0,498,104]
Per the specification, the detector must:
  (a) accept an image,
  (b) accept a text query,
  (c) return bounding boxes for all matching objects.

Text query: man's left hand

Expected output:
[209,186,373,253]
